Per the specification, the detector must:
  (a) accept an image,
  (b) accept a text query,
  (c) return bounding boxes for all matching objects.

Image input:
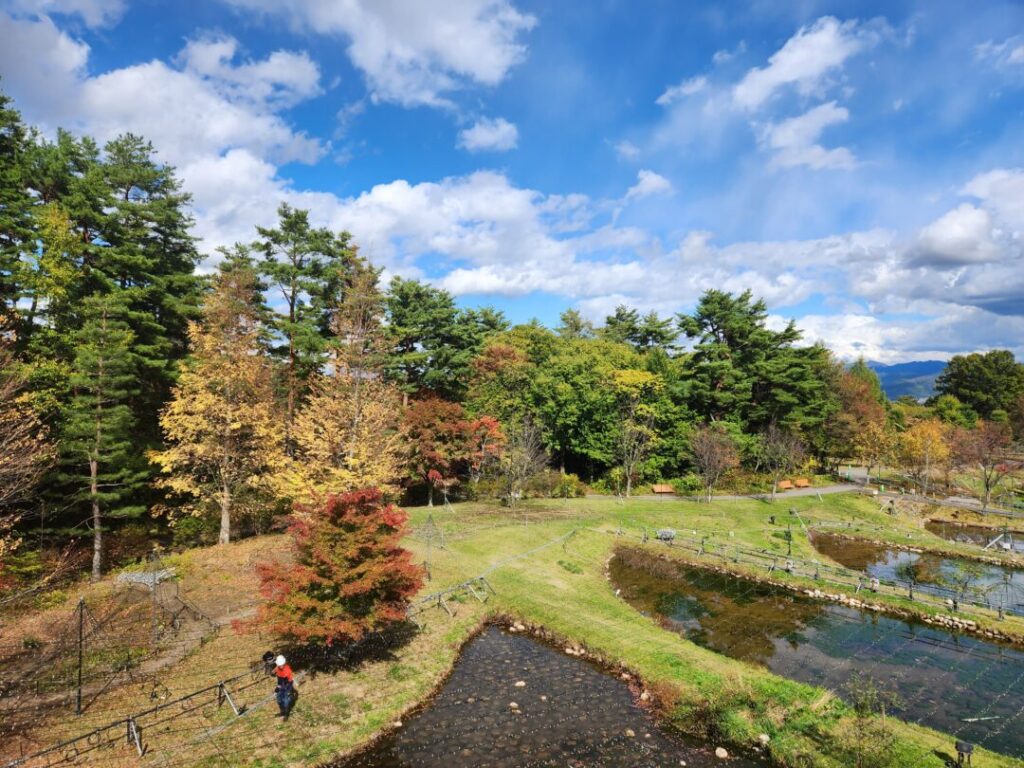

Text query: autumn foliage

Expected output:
[255,488,423,646]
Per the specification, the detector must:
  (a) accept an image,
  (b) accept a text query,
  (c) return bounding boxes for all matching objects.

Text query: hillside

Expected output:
[868,359,946,400]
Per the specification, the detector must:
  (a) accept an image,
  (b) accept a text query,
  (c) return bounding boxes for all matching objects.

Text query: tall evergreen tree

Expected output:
[677,290,830,432]
[255,203,356,450]
[0,92,33,323]
[62,295,146,579]
[384,277,502,403]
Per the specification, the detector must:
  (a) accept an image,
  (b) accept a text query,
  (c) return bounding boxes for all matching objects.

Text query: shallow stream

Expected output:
[610,550,1024,759]
[331,626,760,767]
[811,530,1024,614]
[925,520,1024,554]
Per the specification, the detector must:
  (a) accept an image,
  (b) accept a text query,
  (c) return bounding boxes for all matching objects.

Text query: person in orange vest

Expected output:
[274,655,295,719]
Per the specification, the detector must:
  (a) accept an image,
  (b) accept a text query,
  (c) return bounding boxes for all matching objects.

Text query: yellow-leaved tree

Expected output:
[273,264,405,504]
[273,374,404,505]
[150,250,283,544]
[899,418,950,497]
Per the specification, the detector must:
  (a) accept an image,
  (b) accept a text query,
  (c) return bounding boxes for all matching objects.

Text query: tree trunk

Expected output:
[402,391,409,408]
[625,472,632,497]
[427,484,434,507]
[771,479,778,502]
[218,485,232,545]
[91,458,101,581]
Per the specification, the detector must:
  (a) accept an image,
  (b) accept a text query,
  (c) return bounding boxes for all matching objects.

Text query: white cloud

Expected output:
[961,168,1024,231]
[656,75,707,106]
[909,203,1002,267]
[1,0,124,27]
[457,116,518,152]
[625,169,673,200]
[975,37,1024,68]
[178,36,322,110]
[613,140,640,160]
[762,101,856,170]
[218,0,536,107]
[733,17,875,110]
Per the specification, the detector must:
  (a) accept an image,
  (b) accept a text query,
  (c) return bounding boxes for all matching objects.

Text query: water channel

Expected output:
[811,530,1024,614]
[609,549,1024,759]
[925,520,1024,554]
[331,625,760,767]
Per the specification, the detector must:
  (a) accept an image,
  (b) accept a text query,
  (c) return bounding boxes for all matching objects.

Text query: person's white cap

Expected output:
[275,655,286,667]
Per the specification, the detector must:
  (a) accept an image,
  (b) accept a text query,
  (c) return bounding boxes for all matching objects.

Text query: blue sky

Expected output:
[1,0,1023,361]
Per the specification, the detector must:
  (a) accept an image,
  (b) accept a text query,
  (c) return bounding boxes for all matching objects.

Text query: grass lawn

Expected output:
[5,492,1024,767]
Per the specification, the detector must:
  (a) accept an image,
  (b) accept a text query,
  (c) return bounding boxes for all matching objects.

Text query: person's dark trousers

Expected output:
[276,683,293,717]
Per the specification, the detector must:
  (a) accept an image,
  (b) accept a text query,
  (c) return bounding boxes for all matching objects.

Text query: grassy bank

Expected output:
[5,493,1024,767]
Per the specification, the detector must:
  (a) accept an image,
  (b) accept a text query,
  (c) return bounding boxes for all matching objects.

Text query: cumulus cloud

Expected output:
[218,0,536,107]
[908,204,1003,267]
[762,101,856,170]
[178,36,322,110]
[457,117,518,152]
[625,169,673,200]
[656,75,707,106]
[733,17,877,110]
[1,0,125,27]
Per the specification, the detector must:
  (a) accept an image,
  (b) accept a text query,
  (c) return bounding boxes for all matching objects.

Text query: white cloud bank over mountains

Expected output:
[0,5,1021,362]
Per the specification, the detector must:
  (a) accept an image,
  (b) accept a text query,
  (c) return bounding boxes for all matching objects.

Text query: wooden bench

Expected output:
[794,477,811,488]
[777,480,794,491]
[651,484,675,495]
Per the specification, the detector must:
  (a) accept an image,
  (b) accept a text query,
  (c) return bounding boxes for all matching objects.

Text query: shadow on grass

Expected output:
[273,621,420,679]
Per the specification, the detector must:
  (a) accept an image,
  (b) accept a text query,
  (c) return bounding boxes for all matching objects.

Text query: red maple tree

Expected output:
[404,396,471,506]
[255,488,423,645]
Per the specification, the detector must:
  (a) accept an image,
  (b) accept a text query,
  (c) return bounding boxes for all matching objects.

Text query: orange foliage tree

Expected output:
[255,488,423,645]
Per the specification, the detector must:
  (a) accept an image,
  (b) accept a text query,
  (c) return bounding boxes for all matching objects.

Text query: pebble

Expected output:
[509,701,519,709]
[392,721,402,728]
[715,747,729,759]
[758,733,770,747]
[515,680,526,688]
[625,728,636,738]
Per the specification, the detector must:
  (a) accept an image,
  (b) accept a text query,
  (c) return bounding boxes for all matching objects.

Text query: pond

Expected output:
[609,549,1024,759]
[925,520,1024,554]
[330,625,760,767]
[811,531,1024,614]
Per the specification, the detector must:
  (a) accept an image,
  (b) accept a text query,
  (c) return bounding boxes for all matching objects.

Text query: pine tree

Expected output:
[151,252,282,544]
[255,204,356,451]
[255,487,423,646]
[0,92,34,324]
[63,295,147,579]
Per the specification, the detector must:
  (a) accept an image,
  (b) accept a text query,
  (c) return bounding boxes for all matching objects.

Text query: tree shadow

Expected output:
[272,621,420,678]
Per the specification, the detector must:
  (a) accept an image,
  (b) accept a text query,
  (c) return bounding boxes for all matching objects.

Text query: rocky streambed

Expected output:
[329,624,761,767]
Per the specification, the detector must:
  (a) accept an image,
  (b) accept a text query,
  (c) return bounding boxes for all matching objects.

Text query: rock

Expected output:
[715,747,729,759]
[540,695,548,701]
[393,721,403,728]
[758,733,770,746]
[639,690,650,701]
[514,680,526,688]
[625,728,636,738]
[509,701,519,709]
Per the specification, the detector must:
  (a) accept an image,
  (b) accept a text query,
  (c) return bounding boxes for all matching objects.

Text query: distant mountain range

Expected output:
[867,360,947,400]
